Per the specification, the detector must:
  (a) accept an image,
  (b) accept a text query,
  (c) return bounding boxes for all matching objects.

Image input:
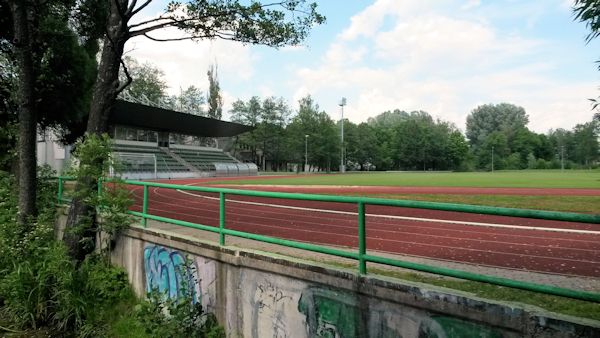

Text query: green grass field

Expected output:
[222,170,600,189]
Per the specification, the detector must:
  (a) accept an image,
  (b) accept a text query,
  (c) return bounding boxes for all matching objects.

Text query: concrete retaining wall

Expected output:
[111,227,600,338]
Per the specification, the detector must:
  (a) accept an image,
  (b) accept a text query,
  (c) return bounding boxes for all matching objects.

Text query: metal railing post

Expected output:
[358,202,367,275]
[142,184,149,228]
[219,192,226,245]
[57,177,63,204]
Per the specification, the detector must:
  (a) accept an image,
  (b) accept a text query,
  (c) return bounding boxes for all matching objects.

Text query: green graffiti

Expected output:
[418,316,503,338]
[299,287,504,338]
[298,287,400,338]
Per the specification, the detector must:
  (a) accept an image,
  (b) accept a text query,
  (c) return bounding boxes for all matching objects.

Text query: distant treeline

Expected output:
[230,98,599,172]
[112,59,599,172]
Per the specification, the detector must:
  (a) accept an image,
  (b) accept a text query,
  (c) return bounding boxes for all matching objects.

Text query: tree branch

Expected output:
[128,14,172,29]
[142,30,237,42]
[125,0,137,17]
[115,57,132,95]
[130,0,153,17]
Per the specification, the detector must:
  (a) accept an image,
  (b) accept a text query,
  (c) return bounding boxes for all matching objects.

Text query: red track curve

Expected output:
[126,178,600,278]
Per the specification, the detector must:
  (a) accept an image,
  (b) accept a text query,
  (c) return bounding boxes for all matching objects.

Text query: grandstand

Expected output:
[108,101,258,179]
[37,100,258,179]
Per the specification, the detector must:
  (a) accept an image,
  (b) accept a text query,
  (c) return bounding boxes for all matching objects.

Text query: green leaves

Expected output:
[573,0,600,43]
[158,0,325,47]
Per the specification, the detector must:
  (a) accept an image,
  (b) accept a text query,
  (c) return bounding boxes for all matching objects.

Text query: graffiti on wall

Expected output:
[298,286,503,338]
[143,244,216,311]
[141,245,504,338]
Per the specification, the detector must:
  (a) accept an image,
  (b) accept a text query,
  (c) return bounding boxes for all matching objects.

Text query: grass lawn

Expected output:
[221,170,600,189]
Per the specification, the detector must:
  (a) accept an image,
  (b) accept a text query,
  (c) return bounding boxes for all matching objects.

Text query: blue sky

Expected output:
[127,0,599,132]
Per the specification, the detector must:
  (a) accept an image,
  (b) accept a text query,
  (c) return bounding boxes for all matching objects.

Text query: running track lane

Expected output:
[125,184,600,278]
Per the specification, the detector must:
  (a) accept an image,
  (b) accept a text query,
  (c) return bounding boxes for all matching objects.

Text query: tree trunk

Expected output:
[64,0,130,261]
[11,1,37,225]
[86,2,129,135]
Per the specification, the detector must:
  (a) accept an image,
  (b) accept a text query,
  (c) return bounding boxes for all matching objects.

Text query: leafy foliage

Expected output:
[64,134,134,257]
[135,290,225,338]
[0,166,131,336]
[119,57,169,105]
[206,64,223,120]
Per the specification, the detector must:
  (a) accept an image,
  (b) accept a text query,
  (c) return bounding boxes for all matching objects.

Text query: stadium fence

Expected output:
[56,177,600,303]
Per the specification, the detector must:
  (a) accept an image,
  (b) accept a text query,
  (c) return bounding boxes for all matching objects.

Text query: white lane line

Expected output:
[175,189,600,235]
[141,203,600,263]
[152,188,600,244]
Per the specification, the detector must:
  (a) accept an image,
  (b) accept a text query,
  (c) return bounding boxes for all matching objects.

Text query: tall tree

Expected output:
[7,0,37,223]
[66,0,324,261]
[206,63,222,120]
[3,0,97,224]
[466,103,529,151]
[572,121,599,167]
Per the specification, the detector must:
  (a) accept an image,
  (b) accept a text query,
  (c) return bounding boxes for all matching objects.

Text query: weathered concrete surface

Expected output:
[109,225,600,338]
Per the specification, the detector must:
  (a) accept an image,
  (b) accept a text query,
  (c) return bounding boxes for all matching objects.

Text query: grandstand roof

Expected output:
[109,100,254,137]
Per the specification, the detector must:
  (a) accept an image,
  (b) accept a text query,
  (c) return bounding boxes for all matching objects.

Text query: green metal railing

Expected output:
[56,177,600,303]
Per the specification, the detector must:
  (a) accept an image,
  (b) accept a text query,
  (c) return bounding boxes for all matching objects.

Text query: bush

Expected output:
[0,135,225,336]
[135,291,225,338]
[0,166,134,335]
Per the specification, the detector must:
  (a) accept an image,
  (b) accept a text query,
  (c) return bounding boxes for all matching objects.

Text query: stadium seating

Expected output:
[111,143,256,178]
[112,143,189,173]
[170,148,237,172]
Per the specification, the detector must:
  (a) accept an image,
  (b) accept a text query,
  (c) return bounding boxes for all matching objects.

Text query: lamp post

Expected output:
[305,134,309,173]
[561,146,565,171]
[491,146,494,172]
[339,97,347,173]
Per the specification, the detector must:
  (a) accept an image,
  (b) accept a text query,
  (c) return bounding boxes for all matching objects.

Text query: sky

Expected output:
[125,0,600,133]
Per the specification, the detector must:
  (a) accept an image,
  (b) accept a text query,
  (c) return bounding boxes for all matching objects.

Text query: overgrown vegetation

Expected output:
[0,135,225,337]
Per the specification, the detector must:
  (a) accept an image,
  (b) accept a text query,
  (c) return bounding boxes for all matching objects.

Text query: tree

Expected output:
[3,0,97,225]
[353,123,378,170]
[447,130,469,170]
[174,85,205,115]
[230,96,261,163]
[479,131,509,170]
[286,95,338,171]
[119,57,168,104]
[572,121,599,167]
[466,103,529,151]
[66,0,324,261]
[206,64,222,120]
[7,0,38,224]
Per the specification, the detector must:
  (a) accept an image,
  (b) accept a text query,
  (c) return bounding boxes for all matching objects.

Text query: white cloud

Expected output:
[125,24,256,96]
[291,0,594,133]
[461,0,481,10]
[339,0,444,41]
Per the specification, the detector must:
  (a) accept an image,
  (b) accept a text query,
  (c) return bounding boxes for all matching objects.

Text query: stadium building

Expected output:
[37,100,258,179]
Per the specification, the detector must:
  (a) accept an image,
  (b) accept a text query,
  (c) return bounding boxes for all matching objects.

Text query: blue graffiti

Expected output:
[144,245,198,302]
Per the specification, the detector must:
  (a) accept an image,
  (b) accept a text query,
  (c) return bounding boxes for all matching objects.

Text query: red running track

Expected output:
[126,179,600,278]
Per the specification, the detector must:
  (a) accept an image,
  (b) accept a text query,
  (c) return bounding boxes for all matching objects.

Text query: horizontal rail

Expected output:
[129,211,359,259]
[124,180,600,224]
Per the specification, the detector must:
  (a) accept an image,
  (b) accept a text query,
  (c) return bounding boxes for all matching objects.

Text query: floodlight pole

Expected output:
[305,134,309,173]
[339,97,347,173]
